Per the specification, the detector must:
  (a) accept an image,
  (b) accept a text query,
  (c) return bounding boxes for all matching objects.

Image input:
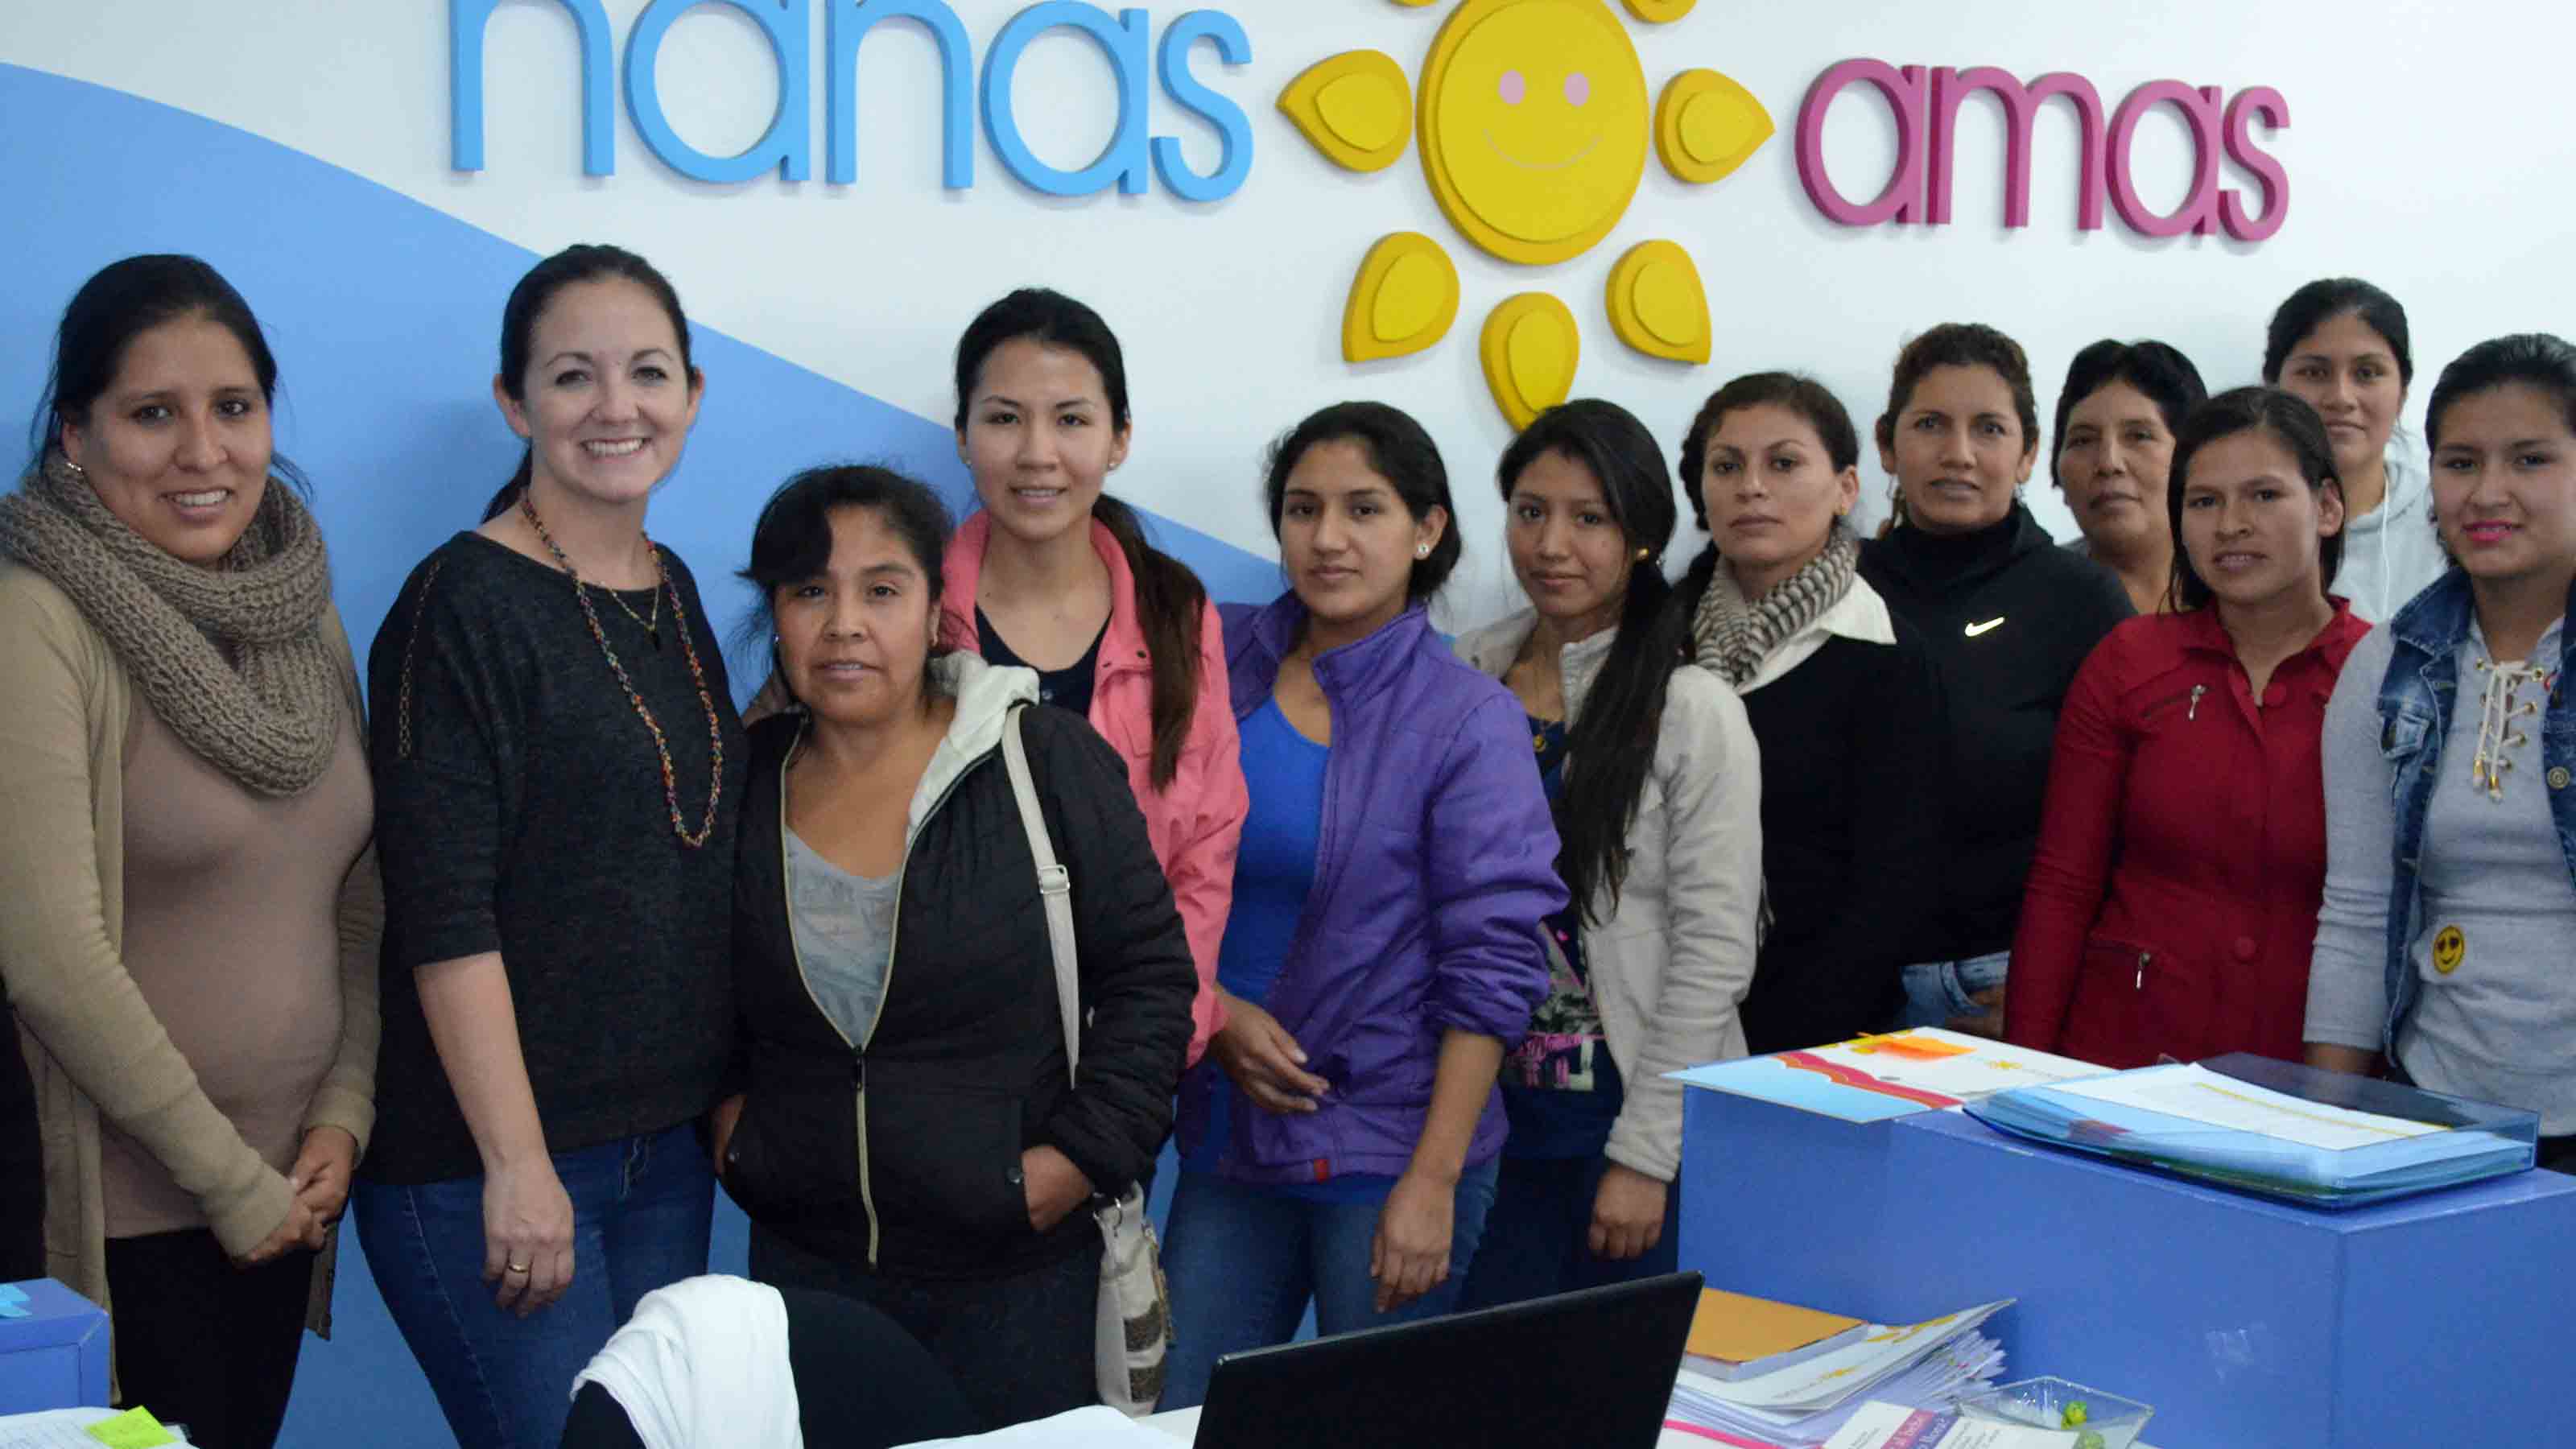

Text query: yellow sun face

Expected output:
[1280,0,1774,428]
[1422,1,1650,265]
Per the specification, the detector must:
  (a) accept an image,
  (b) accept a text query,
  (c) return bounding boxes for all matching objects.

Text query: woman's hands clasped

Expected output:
[235,1125,360,1268]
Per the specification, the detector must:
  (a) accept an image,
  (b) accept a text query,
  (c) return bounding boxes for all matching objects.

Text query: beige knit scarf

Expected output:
[1692,525,1860,687]
[0,454,341,796]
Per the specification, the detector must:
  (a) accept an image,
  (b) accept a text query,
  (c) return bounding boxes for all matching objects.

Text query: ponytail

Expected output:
[481,448,533,522]
[1497,400,1685,924]
[1557,553,1687,923]
[1092,495,1205,789]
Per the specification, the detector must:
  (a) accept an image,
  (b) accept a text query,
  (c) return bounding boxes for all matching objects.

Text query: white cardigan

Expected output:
[1454,613,1764,1183]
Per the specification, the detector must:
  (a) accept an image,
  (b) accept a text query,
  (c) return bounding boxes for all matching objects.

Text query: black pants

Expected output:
[104,1228,312,1449]
[0,1025,43,1283]
[558,1286,980,1448]
[749,1225,1096,1431]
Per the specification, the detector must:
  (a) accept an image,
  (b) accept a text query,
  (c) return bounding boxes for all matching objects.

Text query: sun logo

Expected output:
[1281,0,1773,427]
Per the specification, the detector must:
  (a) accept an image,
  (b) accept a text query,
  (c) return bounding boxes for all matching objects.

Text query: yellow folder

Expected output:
[1685,1286,1866,1368]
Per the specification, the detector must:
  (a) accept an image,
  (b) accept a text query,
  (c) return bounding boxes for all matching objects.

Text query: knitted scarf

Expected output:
[1692,525,1860,687]
[0,454,341,796]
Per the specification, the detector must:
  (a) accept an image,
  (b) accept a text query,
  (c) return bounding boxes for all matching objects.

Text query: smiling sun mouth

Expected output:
[1481,129,1604,172]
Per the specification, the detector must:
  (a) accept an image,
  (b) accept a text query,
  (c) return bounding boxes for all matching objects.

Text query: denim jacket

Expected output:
[2361,570,2576,1054]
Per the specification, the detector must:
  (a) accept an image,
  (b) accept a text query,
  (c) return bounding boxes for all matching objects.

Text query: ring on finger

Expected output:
[505,1260,531,1274]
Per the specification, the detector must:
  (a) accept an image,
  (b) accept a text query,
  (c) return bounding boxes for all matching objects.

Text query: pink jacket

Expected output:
[942,510,1244,1067]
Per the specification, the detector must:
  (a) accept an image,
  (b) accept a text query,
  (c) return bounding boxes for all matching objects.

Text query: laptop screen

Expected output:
[1195,1272,1703,1449]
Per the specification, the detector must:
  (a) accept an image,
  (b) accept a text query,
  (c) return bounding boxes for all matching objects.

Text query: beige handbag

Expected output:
[1001,708,1174,1416]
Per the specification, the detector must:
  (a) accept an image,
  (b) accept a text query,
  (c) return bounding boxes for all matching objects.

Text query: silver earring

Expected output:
[60,458,85,481]
[1414,544,1430,559]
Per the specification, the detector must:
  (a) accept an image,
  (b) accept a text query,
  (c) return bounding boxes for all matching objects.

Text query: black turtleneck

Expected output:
[1859,504,2131,961]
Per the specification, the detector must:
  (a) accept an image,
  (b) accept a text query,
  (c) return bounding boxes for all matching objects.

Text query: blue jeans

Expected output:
[353,1123,714,1449]
[1456,1154,1681,1312]
[1158,1158,1500,1411]
[1896,951,2011,1030]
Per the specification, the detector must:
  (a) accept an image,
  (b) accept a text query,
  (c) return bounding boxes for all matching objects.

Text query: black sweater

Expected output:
[1859,506,2131,962]
[1736,621,1946,1054]
[727,702,1194,1280]
[364,534,745,1184]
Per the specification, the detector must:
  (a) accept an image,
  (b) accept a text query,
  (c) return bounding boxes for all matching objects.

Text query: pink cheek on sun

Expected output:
[1565,72,1591,106]
[1499,70,1526,105]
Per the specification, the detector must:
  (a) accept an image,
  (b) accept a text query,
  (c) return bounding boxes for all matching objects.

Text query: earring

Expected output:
[1414,543,1430,559]
[59,458,85,481]
[1633,547,1652,562]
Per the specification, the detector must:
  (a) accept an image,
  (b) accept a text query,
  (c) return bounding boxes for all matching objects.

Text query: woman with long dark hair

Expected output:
[1861,324,2132,1036]
[2009,387,2360,1067]
[1451,400,1761,1305]
[0,254,378,1448]
[2309,333,2576,1173]
[2052,340,2209,616]
[2262,278,2443,621]
[941,289,1242,1067]
[357,244,744,1449]
[1674,372,1942,1052]
[715,465,1193,1428]
[1159,402,1560,1406]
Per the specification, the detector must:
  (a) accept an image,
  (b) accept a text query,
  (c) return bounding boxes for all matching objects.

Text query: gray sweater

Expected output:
[2308,618,2576,1131]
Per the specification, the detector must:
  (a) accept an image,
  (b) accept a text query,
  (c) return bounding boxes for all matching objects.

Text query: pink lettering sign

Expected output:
[1793,58,2289,244]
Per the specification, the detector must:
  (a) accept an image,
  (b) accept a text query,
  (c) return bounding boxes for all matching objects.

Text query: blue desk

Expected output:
[0,1279,109,1414]
[1678,1088,2576,1448]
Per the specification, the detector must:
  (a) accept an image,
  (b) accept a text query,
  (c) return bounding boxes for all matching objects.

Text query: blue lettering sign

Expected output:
[830,0,976,188]
[451,0,616,175]
[1153,10,1253,204]
[448,0,1253,200]
[981,5,1150,197]
[625,0,813,184]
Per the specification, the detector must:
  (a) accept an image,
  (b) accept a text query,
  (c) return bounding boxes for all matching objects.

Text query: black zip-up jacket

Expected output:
[725,670,1195,1280]
[1860,504,2132,962]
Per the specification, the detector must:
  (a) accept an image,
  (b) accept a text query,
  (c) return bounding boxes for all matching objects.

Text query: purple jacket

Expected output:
[1179,596,1563,1184]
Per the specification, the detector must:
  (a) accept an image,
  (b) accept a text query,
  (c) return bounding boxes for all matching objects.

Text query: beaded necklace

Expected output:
[521,493,724,847]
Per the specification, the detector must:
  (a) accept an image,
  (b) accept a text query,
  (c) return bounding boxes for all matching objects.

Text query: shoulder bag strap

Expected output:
[1002,706,1082,1086]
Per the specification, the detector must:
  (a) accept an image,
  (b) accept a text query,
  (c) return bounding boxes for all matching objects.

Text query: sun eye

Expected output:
[1564,72,1591,106]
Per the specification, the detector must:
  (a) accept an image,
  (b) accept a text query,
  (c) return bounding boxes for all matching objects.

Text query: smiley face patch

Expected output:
[2432,925,2466,975]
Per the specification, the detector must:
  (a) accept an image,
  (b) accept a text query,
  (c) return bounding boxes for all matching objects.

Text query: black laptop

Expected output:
[1193,1271,1703,1448]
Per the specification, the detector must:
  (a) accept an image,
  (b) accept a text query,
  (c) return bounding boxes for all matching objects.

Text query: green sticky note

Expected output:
[85,1406,178,1448]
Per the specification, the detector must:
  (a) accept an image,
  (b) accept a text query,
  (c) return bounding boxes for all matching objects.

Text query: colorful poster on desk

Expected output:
[1669,1030,2107,1124]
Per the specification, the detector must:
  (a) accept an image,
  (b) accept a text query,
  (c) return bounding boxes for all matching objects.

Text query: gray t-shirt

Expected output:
[786,829,901,1044]
[2310,618,2576,1131]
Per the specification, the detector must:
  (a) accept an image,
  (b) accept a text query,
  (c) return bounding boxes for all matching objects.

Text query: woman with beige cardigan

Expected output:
[1452,400,1763,1307]
[0,255,378,1449]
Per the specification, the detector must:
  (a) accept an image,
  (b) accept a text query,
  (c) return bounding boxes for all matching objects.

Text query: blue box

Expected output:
[1678,1087,2576,1449]
[0,1278,109,1414]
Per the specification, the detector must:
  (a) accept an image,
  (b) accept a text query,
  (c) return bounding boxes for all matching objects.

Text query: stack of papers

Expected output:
[1666,1300,2010,1447]
[1670,1030,2105,1125]
[1967,1059,2535,1207]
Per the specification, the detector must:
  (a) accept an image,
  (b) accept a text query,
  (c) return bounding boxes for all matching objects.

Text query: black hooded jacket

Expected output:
[724,663,1195,1281]
[1860,504,2132,960]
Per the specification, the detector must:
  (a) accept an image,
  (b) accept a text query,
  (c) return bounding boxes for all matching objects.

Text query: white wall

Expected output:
[6,0,2572,625]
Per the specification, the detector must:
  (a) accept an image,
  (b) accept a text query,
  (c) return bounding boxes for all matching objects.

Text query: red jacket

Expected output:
[2006,601,2372,1068]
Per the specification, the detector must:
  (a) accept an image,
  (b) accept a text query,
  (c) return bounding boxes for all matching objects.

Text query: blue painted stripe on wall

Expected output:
[0,64,1282,699]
